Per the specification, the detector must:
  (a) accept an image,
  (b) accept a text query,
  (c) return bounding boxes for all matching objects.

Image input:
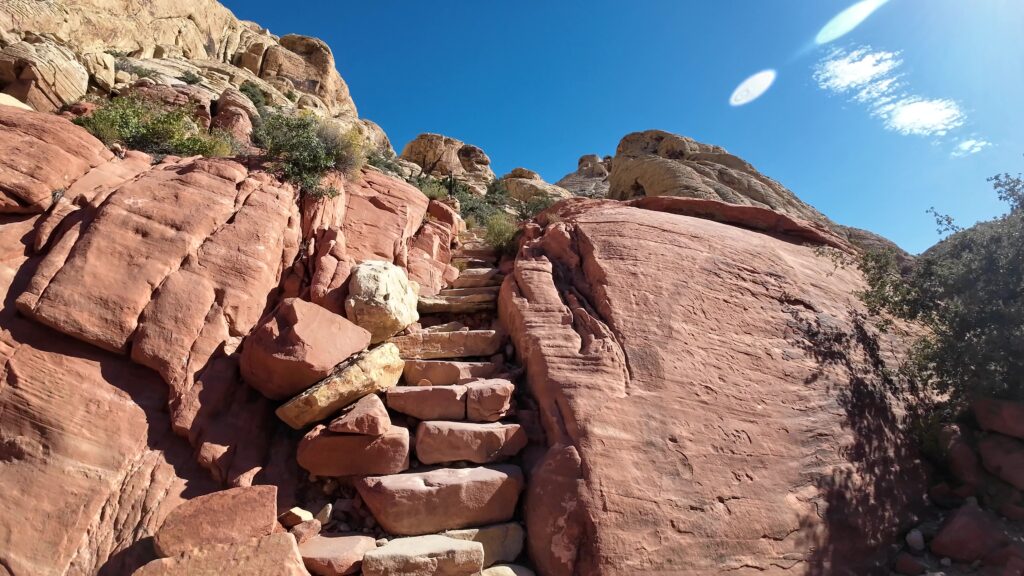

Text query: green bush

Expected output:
[74,96,236,157]
[367,150,404,175]
[115,59,156,78]
[239,81,267,111]
[414,177,449,200]
[484,212,518,254]
[178,70,203,85]
[252,112,366,197]
[860,172,1024,403]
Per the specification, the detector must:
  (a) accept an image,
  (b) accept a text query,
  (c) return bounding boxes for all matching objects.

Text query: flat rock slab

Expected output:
[153,485,277,557]
[136,533,308,576]
[416,421,527,465]
[418,292,497,314]
[389,330,503,360]
[298,424,409,477]
[277,344,404,429]
[299,533,377,576]
[387,385,467,421]
[444,522,525,568]
[241,298,371,400]
[452,268,505,288]
[466,379,515,423]
[355,465,524,536]
[403,359,501,386]
[361,535,483,576]
[327,393,390,436]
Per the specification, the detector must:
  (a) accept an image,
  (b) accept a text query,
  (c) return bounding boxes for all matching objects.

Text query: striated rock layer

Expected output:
[499,198,927,575]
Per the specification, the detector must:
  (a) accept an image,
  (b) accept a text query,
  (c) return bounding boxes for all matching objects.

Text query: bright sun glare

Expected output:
[729,70,777,107]
[815,0,890,45]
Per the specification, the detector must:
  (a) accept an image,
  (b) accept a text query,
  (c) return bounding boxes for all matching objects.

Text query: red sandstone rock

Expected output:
[327,394,390,436]
[344,169,429,263]
[939,424,984,491]
[498,198,927,574]
[135,533,309,576]
[403,359,502,386]
[297,425,409,477]
[976,398,1024,441]
[0,105,113,213]
[355,466,524,536]
[930,504,1008,562]
[415,421,527,465]
[299,533,377,576]
[153,485,278,557]
[979,434,1024,490]
[466,379,515,423]
[387,385,467,420]
[241,298,371,401]
[290,519,322,545]
[524,444,585,576]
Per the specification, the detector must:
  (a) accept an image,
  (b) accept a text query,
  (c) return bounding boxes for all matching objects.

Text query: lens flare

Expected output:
[815,0,890,45]
[729,69,777,106]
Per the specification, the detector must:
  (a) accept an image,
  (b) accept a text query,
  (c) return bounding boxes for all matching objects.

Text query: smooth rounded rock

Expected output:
[299,533,377,576]
[344,261,420,344]
[153,485,277,557]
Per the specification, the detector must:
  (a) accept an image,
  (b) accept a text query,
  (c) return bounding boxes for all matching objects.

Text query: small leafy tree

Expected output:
[178,70,203,85]
[252,112,365,198]
[859,171,1024,403]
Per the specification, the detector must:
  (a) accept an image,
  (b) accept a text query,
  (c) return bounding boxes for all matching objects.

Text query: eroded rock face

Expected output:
[499,198,926,574]
[555,154,611,198]
[500,168,572,203]
[400,133,496,195]
[608,129,830,224]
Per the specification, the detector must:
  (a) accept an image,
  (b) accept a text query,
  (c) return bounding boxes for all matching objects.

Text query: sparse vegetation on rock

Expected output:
[73,95,236,157]
[252,111,366,197]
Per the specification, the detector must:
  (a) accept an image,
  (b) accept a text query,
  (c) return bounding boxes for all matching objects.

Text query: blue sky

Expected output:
[221,0,1024,253]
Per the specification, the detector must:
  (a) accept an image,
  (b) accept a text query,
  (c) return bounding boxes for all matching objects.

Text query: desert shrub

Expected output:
[252,112,366,197]
[286,89,298,102]
[517,194,559,220]
[115,59,156,78]
[239,81,267,111]
[178,70,203,85]
[74,96,236,157]
[367,150,404,175]
[860,172,1024,403]
[414,177,449,201]
[483,212,518,254]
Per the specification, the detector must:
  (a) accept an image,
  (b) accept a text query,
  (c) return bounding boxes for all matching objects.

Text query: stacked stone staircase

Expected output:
[352,240,533,575]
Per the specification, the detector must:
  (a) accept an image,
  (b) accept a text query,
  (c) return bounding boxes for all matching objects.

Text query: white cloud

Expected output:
[874,97,964,136]
[952,138,992,157]
[814,46,982,143]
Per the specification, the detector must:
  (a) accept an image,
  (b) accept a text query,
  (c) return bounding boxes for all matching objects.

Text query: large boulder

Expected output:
[499,198,926,574]
[400,133,496,195]
[355,466,524,536]
[276,344,405,429]
[153,486,278,557]
[344,261,420,344]
[0,35,88,112]
[136,533,309,576]
[241,298,372,401]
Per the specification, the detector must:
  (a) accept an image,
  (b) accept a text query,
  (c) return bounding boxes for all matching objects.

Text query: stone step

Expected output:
[452,267,505,289]
[443,522,525,570]
[455,246,498,260]
[418,292,497,314]
[452,257,495,270]
[299,534,377,576]
[297,424,409,477]
[389,329,504,360]
[361,535,483,576]
[403,359,502,386]
[386,379,514,422]
[355,465,525,536]
[415,421,527,465]
[439,286,501,297]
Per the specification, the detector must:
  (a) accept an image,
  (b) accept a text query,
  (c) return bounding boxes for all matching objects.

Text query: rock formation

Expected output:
[400,133,496,195]
[555,154,611,198]
[500,168,572,203]
[499,198,928,574]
